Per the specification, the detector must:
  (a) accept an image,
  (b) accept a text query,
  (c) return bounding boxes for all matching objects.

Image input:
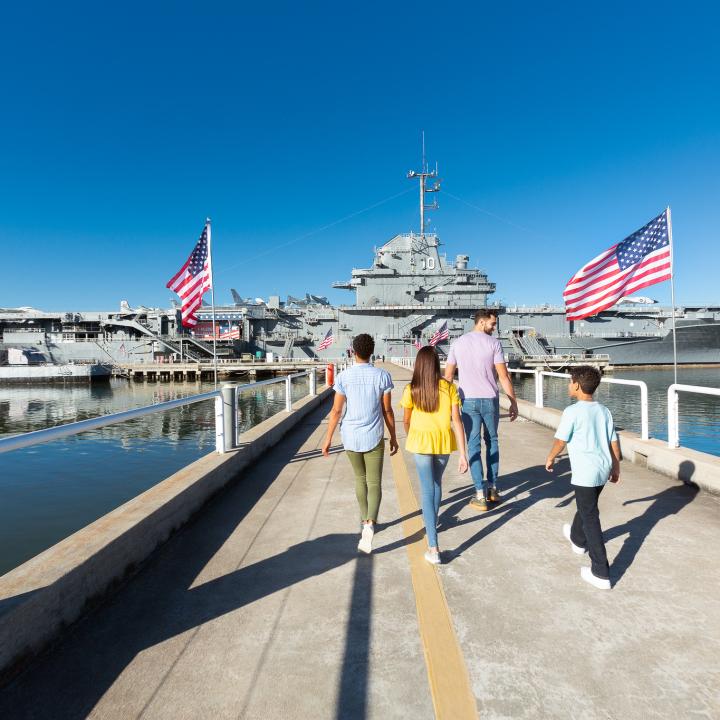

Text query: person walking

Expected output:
[545,366,621,589]
[444,308,518,511]
[401,346,468,565]
[322,333,398,554]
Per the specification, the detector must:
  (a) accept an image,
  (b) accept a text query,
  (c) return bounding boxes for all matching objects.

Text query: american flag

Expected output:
[317,327,334,351]
[413,336,423,350]
[219,326,240,340]
[166,223,213,328]
[429,321,449,346]
[563,210,672,321]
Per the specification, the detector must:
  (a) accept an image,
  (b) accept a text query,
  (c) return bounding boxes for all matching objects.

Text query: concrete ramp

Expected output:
[1,365,718,719]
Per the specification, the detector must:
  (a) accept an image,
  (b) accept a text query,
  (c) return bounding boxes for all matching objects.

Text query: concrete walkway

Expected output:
[1,365,719,719]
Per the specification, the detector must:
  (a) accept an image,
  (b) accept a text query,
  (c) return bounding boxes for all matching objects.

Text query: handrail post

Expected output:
[640,382,649,441]
[668,384,679,448]
[310,368,317,396]
[534,369,544,408]
[221,383,239,451]
[215,394,225,454]
[285,375,293,412]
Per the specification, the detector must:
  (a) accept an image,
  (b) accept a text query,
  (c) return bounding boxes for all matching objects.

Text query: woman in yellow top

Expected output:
[401,346,468,564]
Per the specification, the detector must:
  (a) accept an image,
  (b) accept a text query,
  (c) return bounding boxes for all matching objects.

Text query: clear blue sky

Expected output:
[2,1,718,310]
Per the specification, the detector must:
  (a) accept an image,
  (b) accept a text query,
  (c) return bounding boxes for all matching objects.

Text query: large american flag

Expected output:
[563,209,672,321]
[167,223,213,328]
[317,327,334,351]
[429,321,449,346]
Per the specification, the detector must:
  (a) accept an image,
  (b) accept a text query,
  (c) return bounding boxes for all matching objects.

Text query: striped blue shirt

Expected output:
[334,363,394,452]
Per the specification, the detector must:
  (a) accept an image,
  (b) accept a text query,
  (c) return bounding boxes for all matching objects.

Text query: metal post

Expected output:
[215,394,225,454]
[221,383,238,451]
[639,383,649,442]
[285,375,293,412]
[309,368,316,396]
[667,385,680,448]
[534,369,544,408]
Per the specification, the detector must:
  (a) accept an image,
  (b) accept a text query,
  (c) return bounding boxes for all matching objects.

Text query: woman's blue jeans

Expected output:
[413,453,450,548]
[461,397,500,494]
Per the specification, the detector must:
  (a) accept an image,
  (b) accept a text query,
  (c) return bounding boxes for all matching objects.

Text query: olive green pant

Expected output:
[346,439,385,523]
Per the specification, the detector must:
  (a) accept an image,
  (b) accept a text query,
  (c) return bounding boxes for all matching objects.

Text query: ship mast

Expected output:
[407,131,441,240]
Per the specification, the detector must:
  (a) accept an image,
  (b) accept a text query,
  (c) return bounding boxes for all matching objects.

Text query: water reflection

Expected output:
[0,376,312,575]
[513,367,720,456]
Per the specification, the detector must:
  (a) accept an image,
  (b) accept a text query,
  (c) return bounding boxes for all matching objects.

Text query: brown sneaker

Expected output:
[469,493,489,512]
[489,486,500,503]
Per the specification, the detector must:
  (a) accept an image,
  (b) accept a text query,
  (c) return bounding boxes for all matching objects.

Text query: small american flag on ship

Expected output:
[413,336,423,350]
[317,327,334,351]
[563,209,672,321]
[429,321,449,347]
[166,223,212,328]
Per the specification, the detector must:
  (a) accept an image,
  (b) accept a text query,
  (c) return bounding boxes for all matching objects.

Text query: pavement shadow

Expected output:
[0,403,365,720]
[605,460,698,583]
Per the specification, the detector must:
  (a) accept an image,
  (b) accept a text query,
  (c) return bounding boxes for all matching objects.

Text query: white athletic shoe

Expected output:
[358,524,374,554]
[424,550,441,565]
[580,566,611,590]
[563,523,587,555]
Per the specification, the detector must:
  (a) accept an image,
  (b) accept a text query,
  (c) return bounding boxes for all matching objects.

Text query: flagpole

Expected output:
[667,206,678,385]
[207,217,218,388]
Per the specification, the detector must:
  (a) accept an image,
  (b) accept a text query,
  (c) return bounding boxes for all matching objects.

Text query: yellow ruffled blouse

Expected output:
[400,380,461,454]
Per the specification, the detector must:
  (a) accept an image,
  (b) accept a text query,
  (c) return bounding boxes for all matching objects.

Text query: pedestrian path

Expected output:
[0,365,718,719]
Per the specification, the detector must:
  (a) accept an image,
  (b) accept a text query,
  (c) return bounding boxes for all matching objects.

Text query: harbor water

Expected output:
[0,376,311,575]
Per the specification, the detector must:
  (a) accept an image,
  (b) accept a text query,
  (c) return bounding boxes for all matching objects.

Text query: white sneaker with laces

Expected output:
[580,566,611,590]
[358,524,374,554]
[424,550,441,565]
[563,523,587,555]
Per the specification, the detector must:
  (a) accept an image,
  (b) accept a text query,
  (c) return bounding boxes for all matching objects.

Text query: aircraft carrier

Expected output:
[2,164,719,368]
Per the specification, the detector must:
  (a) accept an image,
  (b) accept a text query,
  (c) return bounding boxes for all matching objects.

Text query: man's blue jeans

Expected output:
[413,453,450,548]
[461,397,500,494]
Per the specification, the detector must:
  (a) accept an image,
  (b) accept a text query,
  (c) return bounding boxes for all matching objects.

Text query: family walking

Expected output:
[322,310,619,590]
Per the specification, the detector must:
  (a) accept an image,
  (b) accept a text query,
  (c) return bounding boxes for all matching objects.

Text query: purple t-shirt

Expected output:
[447,331,506,400]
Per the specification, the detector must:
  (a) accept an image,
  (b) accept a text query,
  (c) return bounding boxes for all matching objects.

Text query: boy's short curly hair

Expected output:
[352,333,375,359]
[570,365,602,395]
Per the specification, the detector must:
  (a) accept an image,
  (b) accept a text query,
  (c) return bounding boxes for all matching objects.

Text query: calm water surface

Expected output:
[0,377,312,575]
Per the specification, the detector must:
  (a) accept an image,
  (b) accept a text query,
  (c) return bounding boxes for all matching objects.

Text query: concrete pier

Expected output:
[0,365,718,719]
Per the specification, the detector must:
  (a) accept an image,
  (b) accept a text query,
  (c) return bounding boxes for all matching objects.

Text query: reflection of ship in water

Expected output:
[2,164,719,367]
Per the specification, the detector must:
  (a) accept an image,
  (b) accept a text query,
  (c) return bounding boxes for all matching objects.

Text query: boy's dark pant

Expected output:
[570,484,610,579]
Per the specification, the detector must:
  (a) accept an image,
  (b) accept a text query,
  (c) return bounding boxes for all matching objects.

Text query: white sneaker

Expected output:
[424,550,441,565]
[580,566,611,590]
[358,524,374,554]
[563,523,587,555]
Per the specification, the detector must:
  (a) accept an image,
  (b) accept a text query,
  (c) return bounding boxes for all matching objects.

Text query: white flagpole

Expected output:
[206,217,218,387]
[667,206,678,385]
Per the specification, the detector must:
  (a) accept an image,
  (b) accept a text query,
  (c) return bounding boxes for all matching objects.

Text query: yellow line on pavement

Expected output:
[389,448,478,720]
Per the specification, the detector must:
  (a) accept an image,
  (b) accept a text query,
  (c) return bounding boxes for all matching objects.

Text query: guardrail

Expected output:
[510,369,649,441]
[667,384,720,449]
[0,370,321,457]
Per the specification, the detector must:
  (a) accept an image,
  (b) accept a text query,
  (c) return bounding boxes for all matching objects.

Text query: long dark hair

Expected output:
[411,346,442,412]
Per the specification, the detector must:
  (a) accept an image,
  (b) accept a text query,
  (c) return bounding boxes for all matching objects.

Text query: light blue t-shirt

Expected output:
[555,401,618,487]
[334,363,394,452]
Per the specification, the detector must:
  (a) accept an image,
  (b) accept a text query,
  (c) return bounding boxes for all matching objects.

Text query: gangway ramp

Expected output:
[1,365,718,719]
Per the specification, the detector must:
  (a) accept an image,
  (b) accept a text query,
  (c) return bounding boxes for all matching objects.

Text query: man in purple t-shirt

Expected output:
[444,309,518,511]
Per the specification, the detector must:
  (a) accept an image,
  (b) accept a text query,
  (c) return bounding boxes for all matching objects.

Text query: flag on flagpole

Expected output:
[166,224,212,327]
[429,321,449,347]
[317,327,334,351]
[563,210,671,321]
[413,336,423,350]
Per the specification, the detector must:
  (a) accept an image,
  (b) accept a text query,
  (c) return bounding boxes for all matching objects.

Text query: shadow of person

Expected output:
[605,461,698,583]
[437,458,574,562]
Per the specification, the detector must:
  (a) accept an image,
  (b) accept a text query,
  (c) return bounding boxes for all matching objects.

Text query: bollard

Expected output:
[214,395,225,453]
[309,368,316,396]
[221,383,239,450]
[285,375,293,412]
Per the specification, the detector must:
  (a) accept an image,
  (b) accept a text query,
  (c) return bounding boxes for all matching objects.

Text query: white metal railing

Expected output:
[0,370,321,457]
[667,384,720,449]
[510,369,649,441]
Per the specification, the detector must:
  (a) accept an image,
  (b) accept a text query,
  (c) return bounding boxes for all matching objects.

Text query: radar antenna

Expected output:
[407,130,441,239]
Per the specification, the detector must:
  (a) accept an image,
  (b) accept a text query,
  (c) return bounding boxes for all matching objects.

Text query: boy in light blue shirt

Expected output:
[546,366,621,590]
